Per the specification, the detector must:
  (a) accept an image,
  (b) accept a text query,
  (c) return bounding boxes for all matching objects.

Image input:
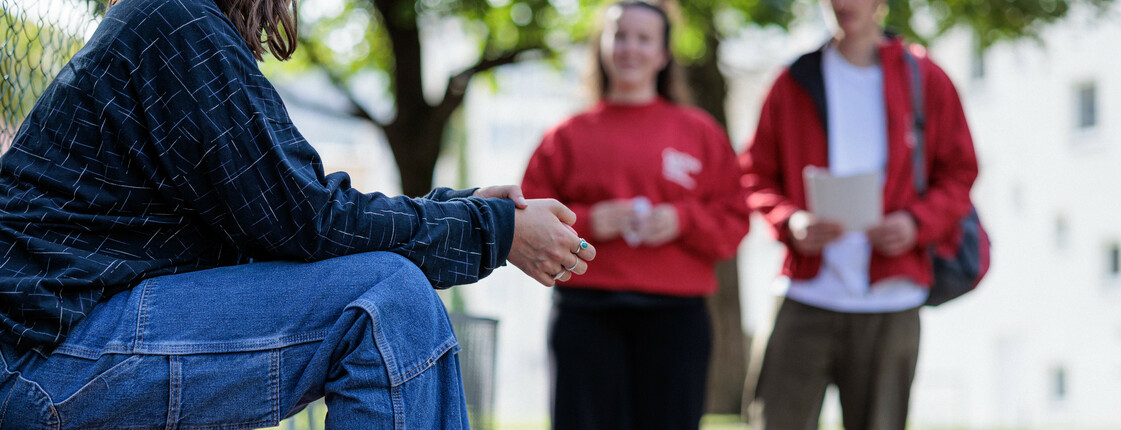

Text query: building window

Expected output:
[1108,242,1121,278]
[1052,366,1067,401]
[1011,183,1025,215]
[1077,82,1098,130]
[971,45,985,80]
[1055,216,1069,250]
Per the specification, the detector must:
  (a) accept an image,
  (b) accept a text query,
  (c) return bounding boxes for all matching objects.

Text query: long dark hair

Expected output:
[107,0,299,61]
[591,0,691,105]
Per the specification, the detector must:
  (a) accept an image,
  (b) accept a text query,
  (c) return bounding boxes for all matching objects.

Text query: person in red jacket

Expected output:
[520,1,750,428]
[739,0,978,428]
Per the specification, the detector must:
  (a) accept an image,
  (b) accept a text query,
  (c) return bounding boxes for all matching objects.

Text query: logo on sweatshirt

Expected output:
[662,148,701,190]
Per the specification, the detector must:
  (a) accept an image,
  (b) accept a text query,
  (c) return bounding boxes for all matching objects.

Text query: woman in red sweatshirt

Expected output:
[520,1,750,428]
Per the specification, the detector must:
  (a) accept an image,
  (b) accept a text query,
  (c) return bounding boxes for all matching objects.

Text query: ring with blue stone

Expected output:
[574,238,589,254]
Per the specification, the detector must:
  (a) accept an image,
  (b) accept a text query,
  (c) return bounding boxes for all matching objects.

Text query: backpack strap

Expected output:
[903,47,927,195]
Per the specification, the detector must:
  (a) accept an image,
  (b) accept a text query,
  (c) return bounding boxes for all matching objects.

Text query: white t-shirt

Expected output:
[782,44,928,313]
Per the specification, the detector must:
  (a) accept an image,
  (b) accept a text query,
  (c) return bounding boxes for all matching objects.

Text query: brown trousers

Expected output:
[745,298,921,430]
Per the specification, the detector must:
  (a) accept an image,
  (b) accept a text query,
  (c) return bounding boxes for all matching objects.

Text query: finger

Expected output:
[561,253,590,275]
[571,259,588,275]
[550,268,572,285]
[882,245,903,257]
[475,186,502,199]
[543,262,568,285]
[534,271,554,287]
[825,224,846,236]
[822,229,844,242]
[575,240,597,261]
[549,200,577,226]
[507,186,528,208]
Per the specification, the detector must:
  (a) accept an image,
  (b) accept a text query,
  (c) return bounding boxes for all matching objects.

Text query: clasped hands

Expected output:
[788,210,916,256]
[474,186,597,286]
[587,198,680,247]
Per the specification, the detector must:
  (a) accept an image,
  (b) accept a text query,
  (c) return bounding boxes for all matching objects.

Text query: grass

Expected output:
[266,409,1038,430]
[492,414,749,430]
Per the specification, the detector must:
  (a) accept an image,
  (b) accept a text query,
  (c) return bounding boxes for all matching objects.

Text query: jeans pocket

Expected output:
[46,350,281,430]
[175,350,280,429]
[50,354,171,429]
[0,374,57,430]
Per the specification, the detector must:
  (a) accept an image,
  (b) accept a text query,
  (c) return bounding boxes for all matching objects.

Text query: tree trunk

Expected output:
[685,35,750,415]
[706,259,748,415]
[384,118,444,197]
[373,0,447,197]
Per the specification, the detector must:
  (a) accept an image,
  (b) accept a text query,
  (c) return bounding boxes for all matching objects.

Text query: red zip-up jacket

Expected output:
[739,37,978,287]
[522,98,750,297]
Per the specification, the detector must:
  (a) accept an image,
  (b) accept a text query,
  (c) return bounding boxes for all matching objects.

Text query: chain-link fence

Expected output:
[0,0,101,152]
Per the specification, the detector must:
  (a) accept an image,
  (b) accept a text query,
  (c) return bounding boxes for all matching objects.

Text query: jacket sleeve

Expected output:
[425,187,479,201]
[739,75,802,245]
[907,60,979,245]
[673,119,750,260]
[121,6,513,288]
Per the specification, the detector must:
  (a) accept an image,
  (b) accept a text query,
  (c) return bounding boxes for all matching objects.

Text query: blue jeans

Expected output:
[0,252,470,429]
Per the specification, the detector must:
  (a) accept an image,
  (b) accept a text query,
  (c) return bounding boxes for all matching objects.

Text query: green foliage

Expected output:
[561,0,1111,65]
[542,0,798,65]
[264,0,392,76]
[269,0,1113,104]
[268,0,565,93]
[918,0,1112,48]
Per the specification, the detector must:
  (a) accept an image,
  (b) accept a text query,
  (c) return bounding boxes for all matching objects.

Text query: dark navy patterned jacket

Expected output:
[0,0,514,349]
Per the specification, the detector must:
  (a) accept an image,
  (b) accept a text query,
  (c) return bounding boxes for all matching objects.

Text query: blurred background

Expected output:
[4,0,1121,428]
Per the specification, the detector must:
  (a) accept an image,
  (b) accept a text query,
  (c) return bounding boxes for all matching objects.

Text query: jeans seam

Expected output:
[391,383,405,430]
[397,337,457,385]
[166,355,181,430]
[50,330,331,358]
[134,278,155,353]
[0,379,13,428]
[352,262,414,389]
[0,370,61,429]
[350,305,457,388]
[366,300,400,385]
[270,349,280,425]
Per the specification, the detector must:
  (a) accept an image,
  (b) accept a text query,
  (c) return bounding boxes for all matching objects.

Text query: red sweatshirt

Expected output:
[739,38,978,287]
[521,98,750,297]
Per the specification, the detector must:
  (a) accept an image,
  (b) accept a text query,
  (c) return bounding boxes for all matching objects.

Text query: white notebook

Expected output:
[803,166,882,231]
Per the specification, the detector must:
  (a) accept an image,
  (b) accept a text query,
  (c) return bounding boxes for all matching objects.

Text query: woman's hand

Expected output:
[589,199,636,241]
[474,185,528,208]
[509,199,598,286]
[635,203,679,247]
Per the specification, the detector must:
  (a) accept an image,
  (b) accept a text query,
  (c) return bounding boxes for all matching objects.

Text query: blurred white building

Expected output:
[905,4,1121,429]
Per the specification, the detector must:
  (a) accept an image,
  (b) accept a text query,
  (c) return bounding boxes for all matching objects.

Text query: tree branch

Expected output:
[434,47,544,119]
[298,35,386,129]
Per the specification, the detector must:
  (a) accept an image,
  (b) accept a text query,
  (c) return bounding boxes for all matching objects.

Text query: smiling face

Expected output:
[826,0,887,40]
[599,4,670,100]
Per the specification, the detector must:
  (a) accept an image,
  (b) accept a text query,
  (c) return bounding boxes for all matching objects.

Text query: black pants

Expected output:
[548,291,712,430]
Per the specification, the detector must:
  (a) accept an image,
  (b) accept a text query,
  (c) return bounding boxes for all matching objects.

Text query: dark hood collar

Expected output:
[787,32,904,131]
